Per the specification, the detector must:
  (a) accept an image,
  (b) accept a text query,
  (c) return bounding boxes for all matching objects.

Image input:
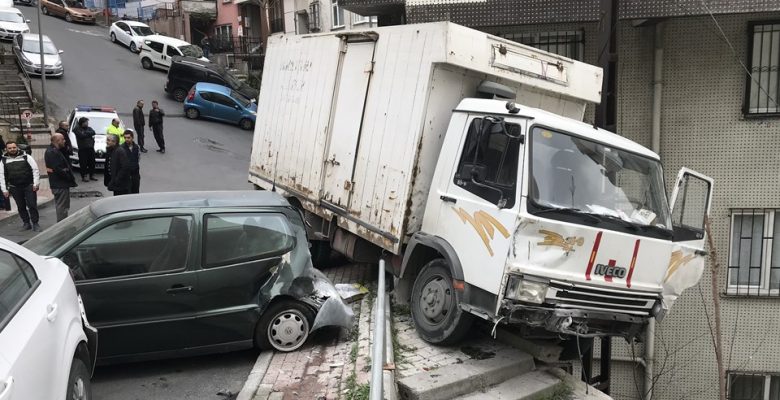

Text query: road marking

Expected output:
[66,28,103,37]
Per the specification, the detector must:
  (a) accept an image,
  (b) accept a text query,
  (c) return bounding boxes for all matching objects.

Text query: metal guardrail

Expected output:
[370,260,386,399]
[0,90,23,134]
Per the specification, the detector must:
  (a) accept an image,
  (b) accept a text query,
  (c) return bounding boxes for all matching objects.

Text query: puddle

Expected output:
[193,137,249,161]
[460,346,496,360]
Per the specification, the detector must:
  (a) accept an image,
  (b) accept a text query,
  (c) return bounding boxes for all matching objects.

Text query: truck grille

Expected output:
[545,280,659,316]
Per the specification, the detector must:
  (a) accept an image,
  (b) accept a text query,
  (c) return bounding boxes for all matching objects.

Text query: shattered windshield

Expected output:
[530,127,671,230]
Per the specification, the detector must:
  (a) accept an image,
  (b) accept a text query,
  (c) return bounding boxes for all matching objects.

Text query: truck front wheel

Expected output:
[410,259,473,345]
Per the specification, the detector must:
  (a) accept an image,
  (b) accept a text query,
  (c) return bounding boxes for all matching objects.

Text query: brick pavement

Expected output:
[254,263,377,400]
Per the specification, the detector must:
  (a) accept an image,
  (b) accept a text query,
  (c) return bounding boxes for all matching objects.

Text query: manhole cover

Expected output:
[70,191,104,198]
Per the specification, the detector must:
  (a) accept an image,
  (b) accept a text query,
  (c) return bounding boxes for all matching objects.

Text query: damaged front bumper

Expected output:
[500,300,649,340]
[286,268,354,332]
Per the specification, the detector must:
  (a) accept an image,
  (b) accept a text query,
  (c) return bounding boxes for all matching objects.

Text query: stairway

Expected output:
[0,54,34,111]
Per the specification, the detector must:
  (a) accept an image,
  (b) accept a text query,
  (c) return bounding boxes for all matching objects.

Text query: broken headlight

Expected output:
[505,275,548,304]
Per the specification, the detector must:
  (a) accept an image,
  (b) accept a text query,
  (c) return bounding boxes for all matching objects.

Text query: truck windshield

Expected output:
[529,127,671,231]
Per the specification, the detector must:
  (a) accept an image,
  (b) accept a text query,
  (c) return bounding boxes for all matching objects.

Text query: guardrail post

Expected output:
[370,260,386,400]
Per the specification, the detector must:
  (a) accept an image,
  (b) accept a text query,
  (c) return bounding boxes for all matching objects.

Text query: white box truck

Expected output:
[249,22,713,344]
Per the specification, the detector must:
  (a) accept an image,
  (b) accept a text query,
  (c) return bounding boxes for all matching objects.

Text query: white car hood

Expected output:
[22,51,59,66]
[0,21,28,32]
[93,134,106,153]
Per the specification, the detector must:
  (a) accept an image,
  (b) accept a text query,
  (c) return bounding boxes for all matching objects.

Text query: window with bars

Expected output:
[308,0,321,32]
[728,209,780,296]
[331,0,344,28]
[729,373,780,400]
[269,0,284,33]
[498,30,585,61]
[745,22,780,116]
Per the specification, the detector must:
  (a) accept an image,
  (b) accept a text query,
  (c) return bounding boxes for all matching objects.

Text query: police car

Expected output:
[67,105,124,170]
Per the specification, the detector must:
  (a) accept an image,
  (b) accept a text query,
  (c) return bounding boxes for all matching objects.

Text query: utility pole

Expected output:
[35,0,48,122]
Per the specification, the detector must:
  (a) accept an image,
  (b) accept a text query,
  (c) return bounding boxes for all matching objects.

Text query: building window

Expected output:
[309,0,321,32]
[498,30,585,61]
[269,0,284,33]
[728,373,780,400]
[353,14,377,25]
[331,0,344,28]
[745,22,780,116]
[728,209,780,296]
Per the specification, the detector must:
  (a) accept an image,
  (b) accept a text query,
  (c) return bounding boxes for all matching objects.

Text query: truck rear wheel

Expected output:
[410,258,473,345]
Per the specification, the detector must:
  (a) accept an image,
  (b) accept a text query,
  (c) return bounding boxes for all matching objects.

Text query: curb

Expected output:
[236,351,273,400]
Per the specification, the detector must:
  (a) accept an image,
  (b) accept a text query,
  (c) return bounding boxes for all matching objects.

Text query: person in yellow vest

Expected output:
[106,118,125,145]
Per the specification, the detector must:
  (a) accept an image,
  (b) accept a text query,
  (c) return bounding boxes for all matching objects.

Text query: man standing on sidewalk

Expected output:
[149,100,166,153]
[45,133,77,222]
[73,117,97,182]
[132,100,148,153]
[0,141,41,231]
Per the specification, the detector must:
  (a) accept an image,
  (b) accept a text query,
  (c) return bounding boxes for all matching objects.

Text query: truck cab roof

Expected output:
[455,98,659,160]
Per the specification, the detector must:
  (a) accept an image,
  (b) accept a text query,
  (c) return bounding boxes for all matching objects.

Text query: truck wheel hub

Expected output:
[420,278,451,320]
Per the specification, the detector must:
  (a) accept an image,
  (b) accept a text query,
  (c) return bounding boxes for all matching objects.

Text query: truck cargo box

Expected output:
[249,22,603,253]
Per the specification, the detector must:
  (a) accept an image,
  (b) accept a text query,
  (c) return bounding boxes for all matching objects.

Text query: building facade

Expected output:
[338,1,780,399]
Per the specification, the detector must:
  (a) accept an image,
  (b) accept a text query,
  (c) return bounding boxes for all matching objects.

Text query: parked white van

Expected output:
[138,34,208,71]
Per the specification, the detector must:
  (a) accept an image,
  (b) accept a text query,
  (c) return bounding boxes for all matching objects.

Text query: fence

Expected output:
[212,36,263,70]
[0,91,24,135]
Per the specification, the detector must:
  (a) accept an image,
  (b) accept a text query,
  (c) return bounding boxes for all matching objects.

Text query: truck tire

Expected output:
[410,258,473,345]
[310,240,332,269]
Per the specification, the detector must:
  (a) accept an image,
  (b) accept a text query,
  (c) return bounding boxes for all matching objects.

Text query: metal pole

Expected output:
[35,0,48,122]
[369,260,386,400]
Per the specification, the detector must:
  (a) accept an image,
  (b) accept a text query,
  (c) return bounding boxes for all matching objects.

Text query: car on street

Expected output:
[139,34,208,71]
[109,20,153,53]
[12,0,34,7]
[165,57,259,102]
[66,105,124,170]
[40,0,95,23]
[0,237,97,400]
[12,33,63,77]
[184,82,257,130]
[0,7,29,40]
[23,191,353,363]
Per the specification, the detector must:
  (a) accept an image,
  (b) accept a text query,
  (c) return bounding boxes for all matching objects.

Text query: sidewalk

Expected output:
[0,188,54,230]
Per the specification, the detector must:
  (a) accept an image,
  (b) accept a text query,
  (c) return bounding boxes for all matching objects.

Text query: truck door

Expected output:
[435,116,525,299]
[321,35,376,208]
[662,168,714,311]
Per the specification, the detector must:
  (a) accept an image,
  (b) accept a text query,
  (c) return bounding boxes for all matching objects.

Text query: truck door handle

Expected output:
[166,284,193,294]
[440,195,457,204]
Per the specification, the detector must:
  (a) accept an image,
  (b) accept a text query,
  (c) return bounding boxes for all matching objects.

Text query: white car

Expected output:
[139,34,208,71]
[0,7,29,41]
[109,20,153,53]
[67,105,124,171]
[0,237,97,400]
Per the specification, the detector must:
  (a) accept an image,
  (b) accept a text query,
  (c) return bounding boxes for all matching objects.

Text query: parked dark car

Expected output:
[165,56,259,102]
[23,191,352,364]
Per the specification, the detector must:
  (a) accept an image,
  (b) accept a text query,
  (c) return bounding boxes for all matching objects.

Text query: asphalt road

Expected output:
[4,7,259,399]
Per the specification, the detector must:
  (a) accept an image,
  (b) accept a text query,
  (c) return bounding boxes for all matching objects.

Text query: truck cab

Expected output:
[406,96,712,342]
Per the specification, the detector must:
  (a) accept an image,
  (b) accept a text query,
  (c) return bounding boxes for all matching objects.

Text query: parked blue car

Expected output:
[184,82,257,130]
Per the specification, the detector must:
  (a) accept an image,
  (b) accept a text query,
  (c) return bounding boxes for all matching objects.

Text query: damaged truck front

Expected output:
[248,22,713,344]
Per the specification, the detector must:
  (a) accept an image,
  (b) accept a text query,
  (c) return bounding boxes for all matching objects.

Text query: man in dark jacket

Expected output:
[1,141,41,231]
[73,117,97,182]
[110,130,141,195]
[54,120,73,157]
[104,134,118,193]
[132,100,147,153]
[149,100,165,153]
[45,133,77,221]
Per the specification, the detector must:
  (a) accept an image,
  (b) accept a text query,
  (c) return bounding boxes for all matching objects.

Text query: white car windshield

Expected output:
[178,44,203,58]
[530,127,671,229]
[80,116,118,134]
[131,25,153,36]
[22,40,58,55]
[0,11,24,23]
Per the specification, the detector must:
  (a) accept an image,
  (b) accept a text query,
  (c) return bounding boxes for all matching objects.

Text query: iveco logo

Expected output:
[594,263,627,279]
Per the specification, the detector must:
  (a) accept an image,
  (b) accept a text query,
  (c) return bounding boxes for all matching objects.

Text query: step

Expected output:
[397,348,535,400]
[453,370,565,400]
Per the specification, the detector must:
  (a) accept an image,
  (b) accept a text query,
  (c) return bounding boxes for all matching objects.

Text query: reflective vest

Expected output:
[106,124,125,145]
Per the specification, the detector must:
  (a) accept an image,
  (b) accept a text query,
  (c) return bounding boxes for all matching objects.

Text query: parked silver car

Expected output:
[12,33,63,77]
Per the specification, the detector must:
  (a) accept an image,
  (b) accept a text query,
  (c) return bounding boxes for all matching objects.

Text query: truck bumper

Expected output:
[500,301,649,340]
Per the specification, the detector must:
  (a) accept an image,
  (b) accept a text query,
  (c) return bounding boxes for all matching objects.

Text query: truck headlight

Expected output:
[505,275,548,304]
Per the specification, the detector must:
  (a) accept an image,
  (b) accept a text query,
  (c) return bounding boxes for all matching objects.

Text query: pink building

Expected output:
[214,0,241,42]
